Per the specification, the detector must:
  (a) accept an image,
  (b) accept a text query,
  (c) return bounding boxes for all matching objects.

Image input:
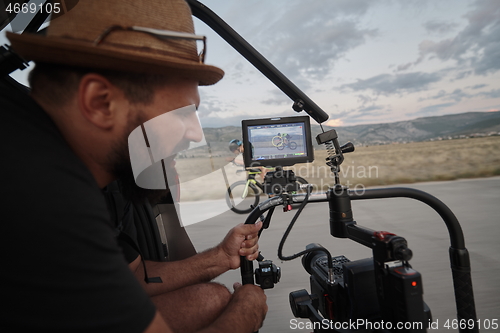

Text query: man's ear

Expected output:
[77,73,127,130]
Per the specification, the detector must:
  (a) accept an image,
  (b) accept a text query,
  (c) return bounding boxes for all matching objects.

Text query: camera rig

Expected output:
[182,2,478,332]
[1,1,478,332]
[238,129,478,332]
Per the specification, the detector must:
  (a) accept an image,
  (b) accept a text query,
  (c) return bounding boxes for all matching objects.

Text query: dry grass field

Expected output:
[175,136,500,200]
[291,135,500,190]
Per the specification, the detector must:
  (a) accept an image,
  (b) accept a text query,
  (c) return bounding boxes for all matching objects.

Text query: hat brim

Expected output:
[7,32,224,86]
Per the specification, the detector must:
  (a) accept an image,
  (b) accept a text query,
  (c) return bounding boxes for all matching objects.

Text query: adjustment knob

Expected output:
[340,142,355,154]
[289,289,312,318]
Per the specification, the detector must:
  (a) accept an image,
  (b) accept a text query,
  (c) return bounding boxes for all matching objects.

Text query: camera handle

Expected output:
[349,187,478,333]
[329,185,426,331]
[241,186,478,333]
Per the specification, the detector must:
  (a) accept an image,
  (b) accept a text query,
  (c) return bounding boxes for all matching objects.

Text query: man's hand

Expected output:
[218,222,262,270]
[132,221,262,296]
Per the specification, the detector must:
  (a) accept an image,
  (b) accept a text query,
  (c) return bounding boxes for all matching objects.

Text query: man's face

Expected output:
[111,78,201,204]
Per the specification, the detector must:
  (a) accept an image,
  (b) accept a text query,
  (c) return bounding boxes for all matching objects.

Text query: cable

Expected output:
[277,186,333,269]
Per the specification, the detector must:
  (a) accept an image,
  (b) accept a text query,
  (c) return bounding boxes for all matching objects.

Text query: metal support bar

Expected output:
[187,0,329,124]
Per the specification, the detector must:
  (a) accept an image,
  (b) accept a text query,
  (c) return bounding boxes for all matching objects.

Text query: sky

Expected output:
[2,0,500,128]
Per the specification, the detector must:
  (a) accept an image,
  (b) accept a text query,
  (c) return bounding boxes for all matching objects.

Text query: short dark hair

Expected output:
[29,63,173,107]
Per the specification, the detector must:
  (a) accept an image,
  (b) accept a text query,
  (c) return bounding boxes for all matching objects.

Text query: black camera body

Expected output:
[255,260,281,289]
[302,246,380,322]
[263,167,299,195]
[290,243,431,332]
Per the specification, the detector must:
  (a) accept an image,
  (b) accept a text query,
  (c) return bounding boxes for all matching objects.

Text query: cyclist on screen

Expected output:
[229,139,245,166]
[228,139,268,181]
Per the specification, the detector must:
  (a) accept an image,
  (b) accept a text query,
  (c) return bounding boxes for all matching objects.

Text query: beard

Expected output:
[107,114,176,206]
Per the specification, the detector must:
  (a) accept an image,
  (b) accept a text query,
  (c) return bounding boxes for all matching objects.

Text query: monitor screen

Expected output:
[241,116,314,168]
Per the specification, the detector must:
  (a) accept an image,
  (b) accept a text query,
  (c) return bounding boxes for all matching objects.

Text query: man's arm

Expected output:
[233,153,245,166]
[197,283,267,333]
[144,283,267,333]
[130,222,262,296]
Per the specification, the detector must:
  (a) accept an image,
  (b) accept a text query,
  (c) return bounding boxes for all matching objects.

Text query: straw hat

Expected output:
[6,0,224,85]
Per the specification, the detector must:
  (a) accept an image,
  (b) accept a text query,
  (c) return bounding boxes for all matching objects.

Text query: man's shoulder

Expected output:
[1,76,106,226]
[0,77,85,170]
[0,76,31,110]
[0,77,60,144]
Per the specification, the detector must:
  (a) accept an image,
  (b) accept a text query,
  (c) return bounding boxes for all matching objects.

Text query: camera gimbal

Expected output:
[180,3,478,332]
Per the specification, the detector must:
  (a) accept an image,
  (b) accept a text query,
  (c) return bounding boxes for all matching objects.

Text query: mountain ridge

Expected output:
[201,111,500,151]
[321,111,500,145]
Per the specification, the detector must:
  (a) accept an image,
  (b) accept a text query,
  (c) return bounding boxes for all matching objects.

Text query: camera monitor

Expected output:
[241,116,314,168]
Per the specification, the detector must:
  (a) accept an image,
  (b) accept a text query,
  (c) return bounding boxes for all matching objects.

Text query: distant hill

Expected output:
[201,111,500,153]
[321,111,500,145]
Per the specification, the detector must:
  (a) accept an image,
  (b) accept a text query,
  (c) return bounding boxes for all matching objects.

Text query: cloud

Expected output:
[199,108,301,128]
[420,89,470,102]
[407,102,455,117]
[348,105,389,120]
[331,105,387,123]
[416,0,500,76]
[418,89,446,101]
[251,0,377,82]
[453,70,473,80]
[395,62,413,72]
[199,115,244,128]
[447,89,469,102]
[330,104,390,126]
[470,84,488,89]
[340,72,442,95]
[418,87,500,102]
[198,91,237,117]
[325,118,344,127]
[260,87,295,106]
[228,62,245,81]
[423,19,459,35]
[262,97,290,106]
[329,110,353,119]
[358,105,384,114]
[478,89,500,99]
[356,94,379,105]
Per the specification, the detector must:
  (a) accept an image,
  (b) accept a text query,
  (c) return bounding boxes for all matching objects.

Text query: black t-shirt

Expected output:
[103,181,141,263]
[0,77,156,332]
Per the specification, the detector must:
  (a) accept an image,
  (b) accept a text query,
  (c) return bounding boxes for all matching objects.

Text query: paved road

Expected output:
[185,177,500,332]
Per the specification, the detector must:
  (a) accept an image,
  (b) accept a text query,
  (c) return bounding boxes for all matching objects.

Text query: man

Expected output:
[1,1,267,332]
[229,139,268,181]
[229,139,245,166]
